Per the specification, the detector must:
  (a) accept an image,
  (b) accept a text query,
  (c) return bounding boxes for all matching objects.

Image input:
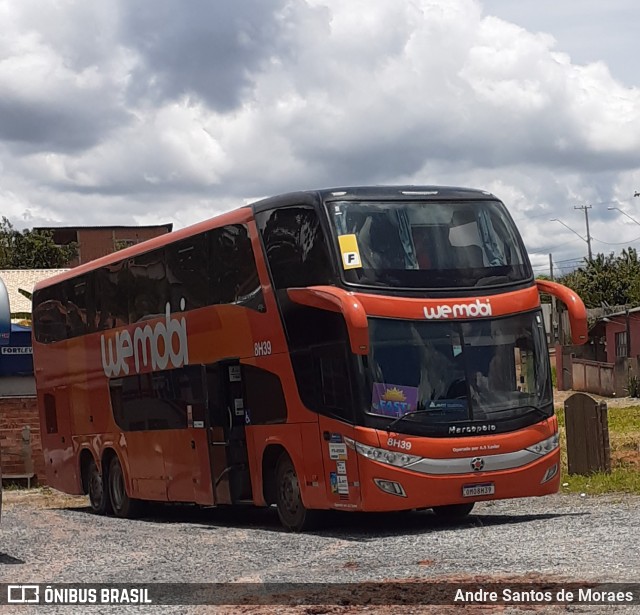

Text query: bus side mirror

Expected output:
[287,286,369,355]
[535,279,588,345]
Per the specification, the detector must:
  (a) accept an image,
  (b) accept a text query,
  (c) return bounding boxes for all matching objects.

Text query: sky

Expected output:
[1,0,639,277]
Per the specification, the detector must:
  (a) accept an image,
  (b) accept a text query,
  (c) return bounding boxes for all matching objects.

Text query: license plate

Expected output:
[462,482,495,497]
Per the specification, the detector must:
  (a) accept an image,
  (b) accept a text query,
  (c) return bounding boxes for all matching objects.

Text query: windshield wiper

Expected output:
[385,409,440,432]
[521,405,553,421]
[477,404,552,421]
[385,404,552,433]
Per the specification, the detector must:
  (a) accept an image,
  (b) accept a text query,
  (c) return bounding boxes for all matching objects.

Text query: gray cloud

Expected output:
[117,0,299,110]
[0,0,639,270]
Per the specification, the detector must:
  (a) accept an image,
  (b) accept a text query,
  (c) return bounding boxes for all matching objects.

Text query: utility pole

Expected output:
[574,204,593,261]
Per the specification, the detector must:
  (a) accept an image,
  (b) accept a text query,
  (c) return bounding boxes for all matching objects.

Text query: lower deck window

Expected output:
[109,366,205,431]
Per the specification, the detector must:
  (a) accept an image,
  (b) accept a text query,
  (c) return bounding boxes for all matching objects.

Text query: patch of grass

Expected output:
[555,404,640,494]
[627,374,640,398]
[607,406,640,434]
[559,469,640,494]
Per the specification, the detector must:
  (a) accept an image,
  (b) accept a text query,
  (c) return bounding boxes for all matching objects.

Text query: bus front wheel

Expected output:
[275,454,320,532]
[87,458,111,515]
[432,503,475,518]
[108,456,142,519]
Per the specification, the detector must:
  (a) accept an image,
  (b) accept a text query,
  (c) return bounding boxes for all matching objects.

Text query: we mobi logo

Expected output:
[423,299,492,320]
[101,300,189,378]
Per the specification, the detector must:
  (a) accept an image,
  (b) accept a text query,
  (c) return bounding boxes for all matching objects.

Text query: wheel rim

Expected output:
[111,462,125,511]
[89,467,103,506]
[279,467,300,518]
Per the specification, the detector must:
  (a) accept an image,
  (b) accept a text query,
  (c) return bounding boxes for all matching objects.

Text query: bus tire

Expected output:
[432,503,475,518]
[108,456,142,519]
[275,454,321,532]
[87,457,111,515]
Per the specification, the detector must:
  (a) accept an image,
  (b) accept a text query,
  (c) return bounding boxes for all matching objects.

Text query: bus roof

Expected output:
[251,185,497,212]
[33,185,498,292]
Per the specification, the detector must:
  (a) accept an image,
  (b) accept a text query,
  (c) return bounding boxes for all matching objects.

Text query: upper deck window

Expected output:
[328,200,530,289]
[33,224,264,343]
[256,206,334,289]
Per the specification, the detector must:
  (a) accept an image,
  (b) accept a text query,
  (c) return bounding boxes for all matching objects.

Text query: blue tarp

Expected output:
[0,324,33,376]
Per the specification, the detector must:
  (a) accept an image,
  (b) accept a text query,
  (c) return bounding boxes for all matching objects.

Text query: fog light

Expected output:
[541,463,558,484]
[373,478,407,497]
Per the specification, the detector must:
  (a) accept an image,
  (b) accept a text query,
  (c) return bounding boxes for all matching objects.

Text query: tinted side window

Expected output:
[64,275,92,337]
[33,287,67,343]
[165,232,210,312]
[210,225,263,309]
[129,249,168,322]
[243,366,287,424]
[33,276,93,342]
[33,224,264,344]
[110,365,204,431]
[94,261,129,331]
[283,304,353,422]
[256,207,334,289]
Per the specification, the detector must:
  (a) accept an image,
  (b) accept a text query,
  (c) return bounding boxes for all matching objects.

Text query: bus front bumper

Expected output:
[355,447,561,512]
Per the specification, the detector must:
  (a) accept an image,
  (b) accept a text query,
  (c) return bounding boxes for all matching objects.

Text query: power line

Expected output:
[607,206,640,226]
[555,256,586,264]
[528,237,585,254]
[591,235,640,246]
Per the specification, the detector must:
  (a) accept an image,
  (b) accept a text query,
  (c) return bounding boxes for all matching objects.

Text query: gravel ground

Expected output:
[1,490,639,614]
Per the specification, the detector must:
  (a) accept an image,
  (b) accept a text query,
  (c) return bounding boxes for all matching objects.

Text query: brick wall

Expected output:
[0,397,46,486]
[75,227,171,265]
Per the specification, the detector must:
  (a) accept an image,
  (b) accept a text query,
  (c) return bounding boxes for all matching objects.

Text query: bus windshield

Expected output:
[328,199,530,288]
[363,311,552,433]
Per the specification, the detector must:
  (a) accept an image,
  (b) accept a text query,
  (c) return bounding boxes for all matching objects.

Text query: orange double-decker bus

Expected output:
[32,186,587,531]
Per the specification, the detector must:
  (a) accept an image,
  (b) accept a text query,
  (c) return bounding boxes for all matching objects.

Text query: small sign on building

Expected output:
[0,325,34,376]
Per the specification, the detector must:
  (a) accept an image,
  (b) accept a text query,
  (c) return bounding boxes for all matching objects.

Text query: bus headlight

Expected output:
[344,438,421,468]
[526,433,559,456]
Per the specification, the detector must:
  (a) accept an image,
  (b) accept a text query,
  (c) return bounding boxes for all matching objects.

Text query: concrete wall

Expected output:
[0,376,36,397]
[570,356,638,398]
[571,359,616,397]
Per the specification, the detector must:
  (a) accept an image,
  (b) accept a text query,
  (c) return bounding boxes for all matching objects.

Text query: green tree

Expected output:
[535,273,552,303]
[0,217,77,269]
[558,248,640,308]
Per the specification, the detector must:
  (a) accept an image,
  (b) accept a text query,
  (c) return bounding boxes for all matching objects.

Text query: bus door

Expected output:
[205,360,252,505]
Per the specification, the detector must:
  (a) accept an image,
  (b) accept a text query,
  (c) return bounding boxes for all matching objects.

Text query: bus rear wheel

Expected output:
[87,458,111,515]
[275,454,321,532]
[432,503,475,518]
[108,456,142,519]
